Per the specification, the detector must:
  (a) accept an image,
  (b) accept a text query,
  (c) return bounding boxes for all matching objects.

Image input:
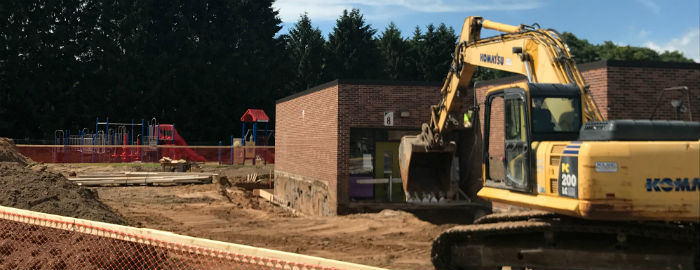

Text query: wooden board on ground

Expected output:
[68,172,216,186]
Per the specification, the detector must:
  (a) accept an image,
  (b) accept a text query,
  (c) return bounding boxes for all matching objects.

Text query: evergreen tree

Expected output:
[326,9,381,79]
[284,13,327,95]
[378,22,410,80]
[0,0,285,142]
[412,23,457,81]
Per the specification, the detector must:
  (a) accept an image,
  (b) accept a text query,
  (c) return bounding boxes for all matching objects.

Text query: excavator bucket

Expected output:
[399,135,456,203]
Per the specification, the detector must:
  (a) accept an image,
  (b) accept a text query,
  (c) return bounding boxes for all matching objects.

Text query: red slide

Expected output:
[159,125,206,162]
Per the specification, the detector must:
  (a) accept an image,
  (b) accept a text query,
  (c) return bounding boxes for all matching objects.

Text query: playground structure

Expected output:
[240,109,273,146]
[47,117,205,163]
[17,112,275,164]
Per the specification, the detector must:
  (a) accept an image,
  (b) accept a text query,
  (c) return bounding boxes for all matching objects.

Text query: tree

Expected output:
[596,41,660,61]
[0,0,286,142]
[378,22,411,80]
[411,23,457,81]
[659,50,694,63]
[326,9,381,79]
[284,13,327,95]
[561,32,694,63]
[0,0,86,138]
[560,32,600,63]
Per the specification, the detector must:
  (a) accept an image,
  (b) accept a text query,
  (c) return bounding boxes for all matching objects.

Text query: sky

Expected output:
[273,0,700,62]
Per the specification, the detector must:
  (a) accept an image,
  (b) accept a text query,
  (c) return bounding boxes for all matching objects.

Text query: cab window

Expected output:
[531,97,581,133]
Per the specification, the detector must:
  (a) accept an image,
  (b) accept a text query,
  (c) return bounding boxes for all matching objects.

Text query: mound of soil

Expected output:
[0,138,31,165]
[0,162,126,225]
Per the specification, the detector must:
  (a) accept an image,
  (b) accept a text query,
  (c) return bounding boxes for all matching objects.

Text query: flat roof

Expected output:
[276,79,441,103]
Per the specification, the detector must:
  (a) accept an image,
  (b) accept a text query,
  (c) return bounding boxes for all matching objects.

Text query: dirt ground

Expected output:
[45,163,456,269]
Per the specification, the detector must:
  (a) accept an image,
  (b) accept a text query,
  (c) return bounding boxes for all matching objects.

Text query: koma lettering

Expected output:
[480,53,504,65]
[645,178,700,192]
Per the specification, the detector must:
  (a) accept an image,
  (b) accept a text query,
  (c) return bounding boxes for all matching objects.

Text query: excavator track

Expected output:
[474,210,556,224]
[432,211,699,270]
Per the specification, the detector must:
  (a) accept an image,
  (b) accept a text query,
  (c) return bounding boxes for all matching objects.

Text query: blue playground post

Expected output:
[91,129,95,163]
[80,129,84,163]
[141,119,145,145]
[252,122,257,145]
[130,119,134,145]
[264,122,269,141]
[106,117,109,145]
[172,123,176,144]
[95,117,98,141]
[241,123,245,146]
[156,124,160,159]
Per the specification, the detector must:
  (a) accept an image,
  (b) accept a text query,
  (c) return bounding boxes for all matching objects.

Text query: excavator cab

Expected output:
[482,83,582,193]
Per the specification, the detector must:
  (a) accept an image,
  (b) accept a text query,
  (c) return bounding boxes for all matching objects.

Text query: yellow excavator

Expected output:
[399,16,700,269]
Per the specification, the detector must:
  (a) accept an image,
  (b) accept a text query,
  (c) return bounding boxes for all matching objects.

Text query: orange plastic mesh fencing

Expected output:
[16,145,274,165]
[0,207,378,270]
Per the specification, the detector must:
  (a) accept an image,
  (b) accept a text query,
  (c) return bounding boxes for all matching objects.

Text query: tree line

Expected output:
[0,1,694,143]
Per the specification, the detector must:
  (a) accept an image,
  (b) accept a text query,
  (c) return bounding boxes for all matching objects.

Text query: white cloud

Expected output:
[644,28,700,62]
[637,0,661,14]
[637,29,650,39]
[273,0,543,23]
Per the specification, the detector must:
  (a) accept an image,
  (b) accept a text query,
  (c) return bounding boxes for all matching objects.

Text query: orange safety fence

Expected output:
[0,205,385,270]
[16,145,274,165]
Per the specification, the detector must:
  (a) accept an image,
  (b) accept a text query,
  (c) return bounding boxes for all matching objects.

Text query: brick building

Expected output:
[275,60,699,216]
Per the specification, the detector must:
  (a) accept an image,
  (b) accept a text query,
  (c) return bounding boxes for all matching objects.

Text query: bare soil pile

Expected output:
[0,138,31,165]
[0,138,126,224]
[0,162,126,224]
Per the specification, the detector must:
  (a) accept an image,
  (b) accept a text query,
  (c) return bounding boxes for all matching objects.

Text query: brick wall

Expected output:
[581,67,609,119]
[606,66,700,121]
[337,82,443,206]
[274,82,339,215]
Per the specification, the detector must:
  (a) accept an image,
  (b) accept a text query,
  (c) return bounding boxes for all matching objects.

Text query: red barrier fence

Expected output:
[0,205,384,270]
[16,145,274,164]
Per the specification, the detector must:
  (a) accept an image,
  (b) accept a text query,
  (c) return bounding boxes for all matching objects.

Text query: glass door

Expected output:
[504,89,532,192]
[375,142,402,202]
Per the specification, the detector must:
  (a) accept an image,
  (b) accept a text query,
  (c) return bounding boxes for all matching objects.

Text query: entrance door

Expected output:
[375,142,402,202]
[504,89,532,192]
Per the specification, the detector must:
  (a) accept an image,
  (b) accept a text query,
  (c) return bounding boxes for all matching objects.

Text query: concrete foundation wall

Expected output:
[274,170,333,216]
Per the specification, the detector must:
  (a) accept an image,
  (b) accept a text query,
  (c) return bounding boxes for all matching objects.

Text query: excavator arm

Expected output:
[429,16,603,146]
[400,16,604,202]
